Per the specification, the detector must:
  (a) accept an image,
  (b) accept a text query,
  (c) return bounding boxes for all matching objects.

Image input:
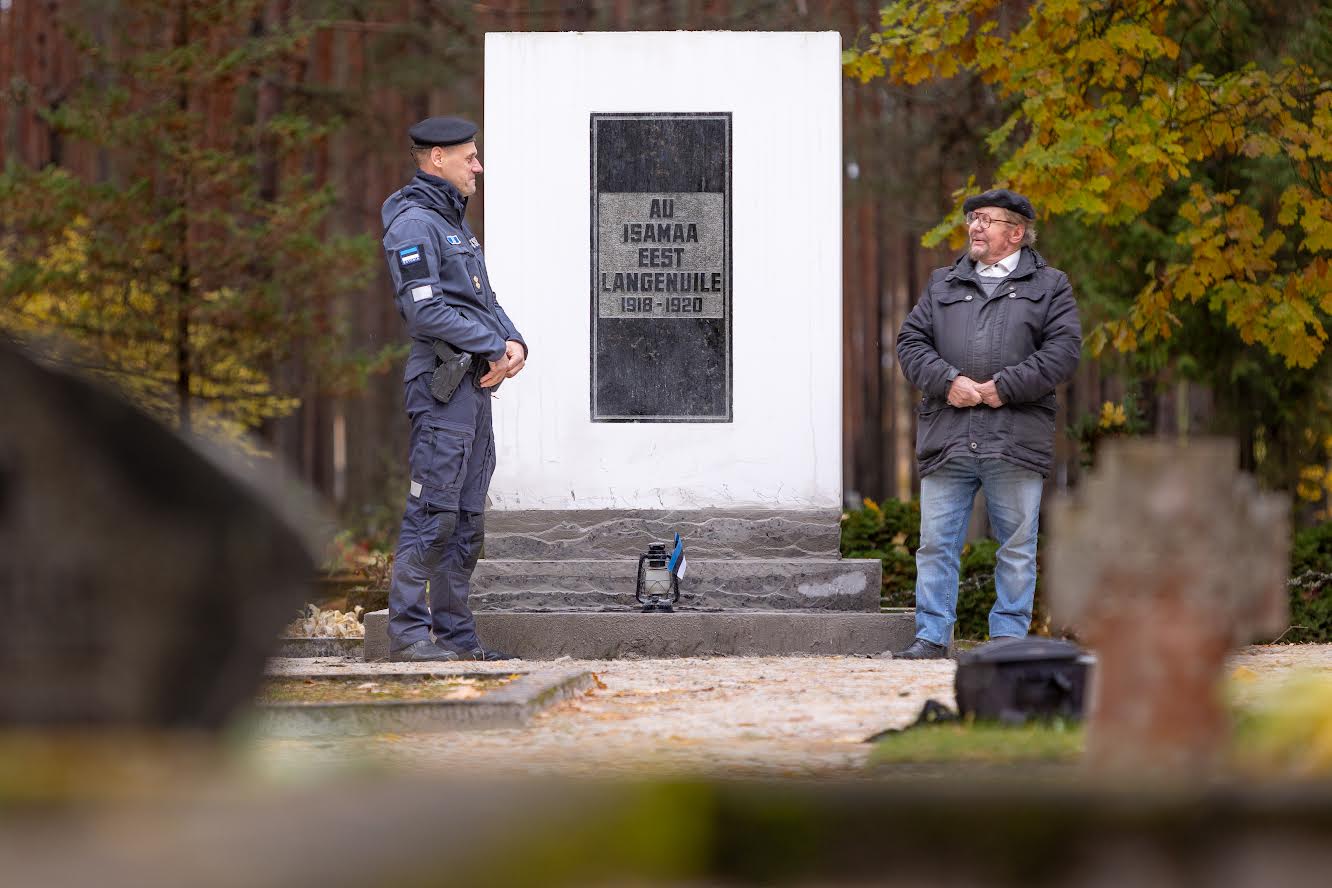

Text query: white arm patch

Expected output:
[411,285,433,303]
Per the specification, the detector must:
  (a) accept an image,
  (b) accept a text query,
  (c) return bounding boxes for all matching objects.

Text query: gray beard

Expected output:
[971,244,1019,265]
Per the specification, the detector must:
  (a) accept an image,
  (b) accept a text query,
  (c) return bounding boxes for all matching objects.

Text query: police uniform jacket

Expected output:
[897,247,1081,478]
[381,171,524,382]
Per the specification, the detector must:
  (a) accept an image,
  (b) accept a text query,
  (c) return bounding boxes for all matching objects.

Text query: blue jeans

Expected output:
[914,457,1044,645]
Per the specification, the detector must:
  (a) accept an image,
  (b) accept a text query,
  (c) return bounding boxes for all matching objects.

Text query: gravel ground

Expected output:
[252,644,1332,780]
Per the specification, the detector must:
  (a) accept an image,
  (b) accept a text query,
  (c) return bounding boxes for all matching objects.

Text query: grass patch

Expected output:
[868,719,1084,766]
[258,674,519,705]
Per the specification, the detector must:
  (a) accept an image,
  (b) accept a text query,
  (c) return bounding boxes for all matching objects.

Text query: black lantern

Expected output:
[635,542,680,613]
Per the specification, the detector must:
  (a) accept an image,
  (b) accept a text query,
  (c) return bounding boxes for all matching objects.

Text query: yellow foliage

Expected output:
[1236,673,1332,777]
[845,0,1332,368]
[1230,666,1258,684]
[1097,400,1128,430]
[0,219,298,444]
[1293,430,1332,502]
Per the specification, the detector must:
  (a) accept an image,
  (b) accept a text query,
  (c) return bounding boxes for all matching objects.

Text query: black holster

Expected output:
[429,340,473,403]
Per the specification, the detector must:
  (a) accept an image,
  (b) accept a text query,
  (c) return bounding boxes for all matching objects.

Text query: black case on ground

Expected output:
[954,636,1093,724]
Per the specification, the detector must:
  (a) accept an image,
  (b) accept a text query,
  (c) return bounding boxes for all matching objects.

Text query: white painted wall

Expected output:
[484,31,841,511]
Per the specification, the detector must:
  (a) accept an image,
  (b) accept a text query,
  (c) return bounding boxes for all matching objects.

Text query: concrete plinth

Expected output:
[277,637,363,658]
[470,558,881,612]
[253,668,595,736]
[484,509,841,559]
[363,609,915,660]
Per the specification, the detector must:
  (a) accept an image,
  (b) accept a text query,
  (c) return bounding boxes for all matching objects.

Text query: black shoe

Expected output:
[388,639,460,663]
[893,638,948,660]
[468,647,518,661]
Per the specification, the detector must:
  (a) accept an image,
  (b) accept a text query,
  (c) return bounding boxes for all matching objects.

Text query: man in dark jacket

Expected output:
[380,116,527,662]
[892,189,1081,659]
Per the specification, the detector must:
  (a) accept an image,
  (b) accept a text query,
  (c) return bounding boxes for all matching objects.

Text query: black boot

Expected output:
[436,643,519,661]
[467,647,519,661]
[893,638,948,660]
[388,639,460,663]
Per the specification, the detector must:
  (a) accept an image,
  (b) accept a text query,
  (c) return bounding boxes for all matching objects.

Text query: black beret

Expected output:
[963,188,1035,220]
[409,116,478,148]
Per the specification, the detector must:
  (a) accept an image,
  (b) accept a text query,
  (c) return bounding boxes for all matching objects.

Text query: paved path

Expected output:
[253,645,1332,780]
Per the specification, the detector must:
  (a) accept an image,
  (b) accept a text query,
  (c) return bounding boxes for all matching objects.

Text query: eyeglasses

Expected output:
[965,211,1022,230]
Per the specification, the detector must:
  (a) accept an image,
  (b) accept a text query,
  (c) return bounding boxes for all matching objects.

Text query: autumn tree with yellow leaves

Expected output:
[846,0,1332,496]
[0,1,383,443]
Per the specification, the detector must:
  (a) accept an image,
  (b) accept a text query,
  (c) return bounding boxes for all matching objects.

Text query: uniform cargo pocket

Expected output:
[409,419,474,508]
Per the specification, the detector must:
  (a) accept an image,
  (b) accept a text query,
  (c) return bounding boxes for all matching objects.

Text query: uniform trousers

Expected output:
[387,370,495,652]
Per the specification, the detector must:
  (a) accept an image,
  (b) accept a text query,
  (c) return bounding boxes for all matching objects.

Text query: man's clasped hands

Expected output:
[947,375,1006,409]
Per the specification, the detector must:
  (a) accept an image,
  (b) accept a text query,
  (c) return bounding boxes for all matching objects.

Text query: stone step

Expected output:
[484,509,841,560]
[363,609,916,660]
[470,558,881,612]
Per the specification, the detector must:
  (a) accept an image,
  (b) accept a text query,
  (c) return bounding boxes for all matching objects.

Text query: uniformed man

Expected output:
[380,116,527,662]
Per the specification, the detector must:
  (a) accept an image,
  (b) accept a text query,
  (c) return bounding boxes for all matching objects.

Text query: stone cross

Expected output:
[1046,438,1289,774]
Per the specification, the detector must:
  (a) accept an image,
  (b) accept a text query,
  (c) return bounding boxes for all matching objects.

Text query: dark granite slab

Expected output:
[590,112,732,421]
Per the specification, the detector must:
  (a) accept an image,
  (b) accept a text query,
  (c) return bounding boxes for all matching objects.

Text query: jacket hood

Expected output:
[380,171,467,230]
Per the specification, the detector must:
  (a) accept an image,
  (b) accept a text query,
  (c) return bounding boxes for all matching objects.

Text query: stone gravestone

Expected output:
[362,32,905,659]
[1046,438,1289,773]
[0,340,317,728]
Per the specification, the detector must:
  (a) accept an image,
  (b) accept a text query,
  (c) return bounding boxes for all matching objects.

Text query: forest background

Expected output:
[2,0,1329,550]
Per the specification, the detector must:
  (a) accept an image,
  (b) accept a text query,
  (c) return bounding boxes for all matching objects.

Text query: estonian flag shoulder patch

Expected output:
[396,243,430,282]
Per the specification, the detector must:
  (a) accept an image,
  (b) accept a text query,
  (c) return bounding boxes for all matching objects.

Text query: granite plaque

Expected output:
[590,113,732,422]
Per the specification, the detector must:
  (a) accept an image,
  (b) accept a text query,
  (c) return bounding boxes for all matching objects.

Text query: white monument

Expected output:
[484,31,842,515]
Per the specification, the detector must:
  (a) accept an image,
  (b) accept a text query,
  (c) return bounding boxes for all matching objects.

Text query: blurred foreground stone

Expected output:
[1048,438,1289,774]
[0,340,317,728]
[7,773,1332,887]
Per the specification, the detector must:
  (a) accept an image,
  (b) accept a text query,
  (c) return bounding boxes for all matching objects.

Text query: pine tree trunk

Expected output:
[174,0,191,433]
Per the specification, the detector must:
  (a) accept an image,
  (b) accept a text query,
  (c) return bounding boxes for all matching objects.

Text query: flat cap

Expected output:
[963,188,1035,220]
[409,116,478,148]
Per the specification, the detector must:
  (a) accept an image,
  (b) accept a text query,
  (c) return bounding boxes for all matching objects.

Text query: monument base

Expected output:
[363,609,915,660]
[469,558,881,611]
[483,509,842,560]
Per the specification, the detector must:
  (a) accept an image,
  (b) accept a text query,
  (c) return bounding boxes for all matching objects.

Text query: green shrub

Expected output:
[1285,523,1332,643]
[840,498,920,609]
[846,499,1332,644]
[841,498,1012,640]
[955,539,999,641]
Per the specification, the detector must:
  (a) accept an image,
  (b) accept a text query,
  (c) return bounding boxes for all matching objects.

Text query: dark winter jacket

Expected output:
[896,247,1081,478]
[381,171,524,383]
